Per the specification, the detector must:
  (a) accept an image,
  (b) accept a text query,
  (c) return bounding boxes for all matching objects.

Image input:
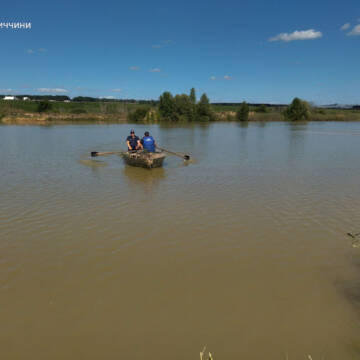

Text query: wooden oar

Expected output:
[157,146,190,160]
[91,150,125,157]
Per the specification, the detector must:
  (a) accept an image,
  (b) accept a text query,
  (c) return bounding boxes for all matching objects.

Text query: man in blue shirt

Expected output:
[141,131,156,152]
[126,130,142,151]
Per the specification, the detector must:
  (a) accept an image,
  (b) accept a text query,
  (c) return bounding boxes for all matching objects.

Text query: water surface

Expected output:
[1,122,360,360]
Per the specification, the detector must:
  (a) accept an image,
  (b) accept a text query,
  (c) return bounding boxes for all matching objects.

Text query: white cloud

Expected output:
[101,96,115,99]
[152,40,173,49]
[37,88,68,93]
[348,24,360,36]
[129,66,140,71]
[150,68,161,72]
[0,88,14,92]
[341,23,351,31]
[269,29,323,42]
[112,88,122,92]
[27,48,47,54]
[210,76,216,80]
[224,75,232,80]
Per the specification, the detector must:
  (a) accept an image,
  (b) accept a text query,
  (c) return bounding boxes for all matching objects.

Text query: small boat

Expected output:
[122,150,166,169]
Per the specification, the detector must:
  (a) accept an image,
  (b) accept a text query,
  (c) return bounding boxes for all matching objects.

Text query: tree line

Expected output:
[128,88,318,122]
[3,90,356,121]
[158,88,215,122]
[129,88,216,122]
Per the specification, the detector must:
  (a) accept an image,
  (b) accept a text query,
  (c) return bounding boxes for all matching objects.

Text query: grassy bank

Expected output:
[1,99,360,124]
[0,100,137,124]
[216,107,360,122]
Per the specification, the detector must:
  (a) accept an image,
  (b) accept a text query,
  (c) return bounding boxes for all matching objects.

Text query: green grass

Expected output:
[0,100,141,115]
[211,104,239,112]
[309,108,360,121]
[1,100,360,123]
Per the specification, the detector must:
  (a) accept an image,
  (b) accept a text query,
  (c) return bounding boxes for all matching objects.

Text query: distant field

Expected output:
[0,100,140,114]
[1,100,359,123]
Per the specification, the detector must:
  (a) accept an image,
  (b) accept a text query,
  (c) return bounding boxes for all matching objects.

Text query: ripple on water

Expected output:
[1,122,360,359]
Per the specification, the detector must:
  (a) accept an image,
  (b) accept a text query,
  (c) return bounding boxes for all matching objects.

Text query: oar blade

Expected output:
[158,146,191,161]
[91,151,99,157]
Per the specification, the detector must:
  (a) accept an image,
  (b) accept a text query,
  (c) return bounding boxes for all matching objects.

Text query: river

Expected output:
[1,121,360,360]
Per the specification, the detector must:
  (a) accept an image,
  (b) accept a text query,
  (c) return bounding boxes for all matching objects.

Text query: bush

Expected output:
[255,104,268,113]
[236,101,249,121]
[128,106,151,122]
[37,101,52,113]
[284,98,310,121]
[314,108,326,115]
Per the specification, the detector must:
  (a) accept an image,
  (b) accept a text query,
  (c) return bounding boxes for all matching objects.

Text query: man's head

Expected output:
[144,131,149,137]
[130,129,135,137]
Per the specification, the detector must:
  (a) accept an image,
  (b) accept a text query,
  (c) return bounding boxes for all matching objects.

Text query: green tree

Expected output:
[159,91,175,120]
[196,93,213,121]
[174,94,195,121]
[236,101,250,121]
[284,97,310,121]
[190,88,196,104]
[37,100,52,113]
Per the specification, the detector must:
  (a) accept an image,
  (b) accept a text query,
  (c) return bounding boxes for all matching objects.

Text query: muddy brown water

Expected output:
[1,122,360,360]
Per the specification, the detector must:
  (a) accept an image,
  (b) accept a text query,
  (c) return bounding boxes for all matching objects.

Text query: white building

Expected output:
[3,96,17,100]
[23,97,29,100]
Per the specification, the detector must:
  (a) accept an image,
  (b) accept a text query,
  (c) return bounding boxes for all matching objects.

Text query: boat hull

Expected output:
[122,151,166,169]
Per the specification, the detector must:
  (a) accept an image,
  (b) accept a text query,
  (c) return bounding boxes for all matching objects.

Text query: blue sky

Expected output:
[1,0,359,104]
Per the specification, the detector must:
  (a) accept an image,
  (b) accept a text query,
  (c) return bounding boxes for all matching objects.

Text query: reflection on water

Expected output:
[123,165,166,192]
[79,159,108,168]
[1,122,360,360]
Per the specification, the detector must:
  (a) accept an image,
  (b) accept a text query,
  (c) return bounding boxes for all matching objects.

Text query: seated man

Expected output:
[126,130,142,151]
[141,131,156,152]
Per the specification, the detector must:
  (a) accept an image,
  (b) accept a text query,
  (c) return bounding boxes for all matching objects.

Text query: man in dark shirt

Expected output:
[126,130,142,151]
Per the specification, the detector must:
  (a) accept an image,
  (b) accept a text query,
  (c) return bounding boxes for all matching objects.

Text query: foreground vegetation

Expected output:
[1,91,360,124]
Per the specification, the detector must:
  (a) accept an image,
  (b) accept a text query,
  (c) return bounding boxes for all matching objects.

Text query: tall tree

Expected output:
[236,101,250,121]
[174,94,194,121]
[159,91,175,119]
[196,93,213,121]
[284,97,310,121]
[190,88,196,104]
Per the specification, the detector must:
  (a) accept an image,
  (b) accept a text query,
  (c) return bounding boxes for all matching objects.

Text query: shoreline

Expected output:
[0,113,129,125]
[1,99,360,124]
[2,116,360,125]
[1,111,360,125]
